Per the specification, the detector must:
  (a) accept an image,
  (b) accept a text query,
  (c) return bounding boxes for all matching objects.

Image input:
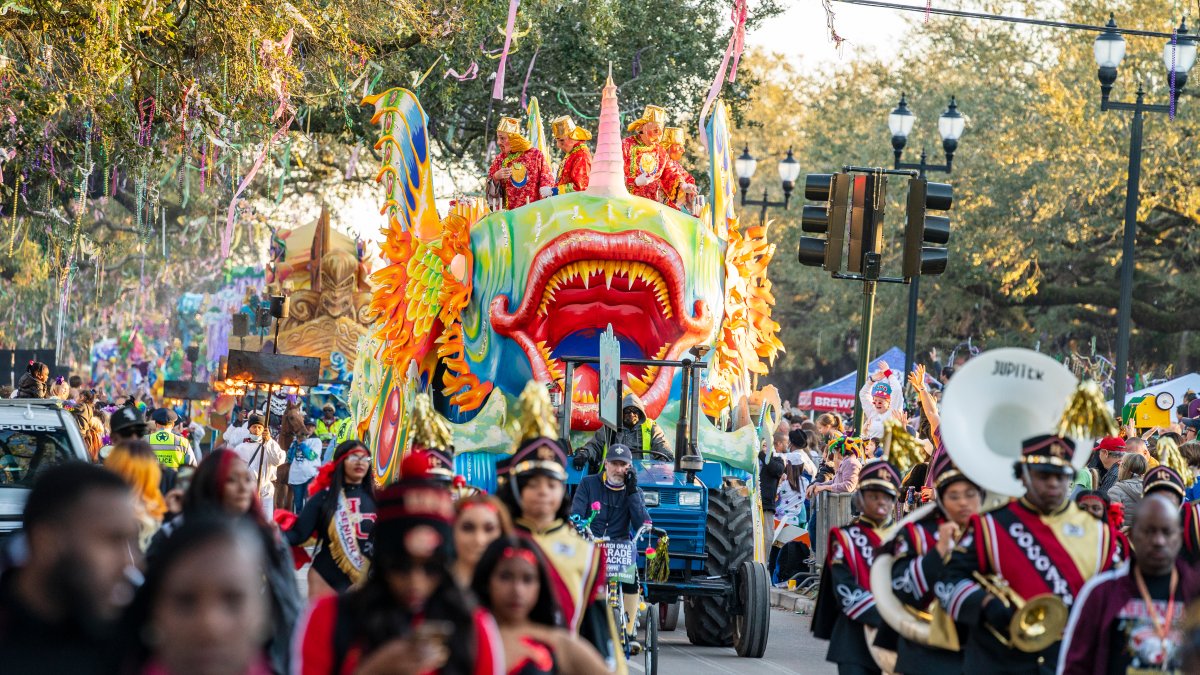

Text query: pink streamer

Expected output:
[519,47,539,109]
[221,30,296,257]
[345,143,361,179]
[491,0,521,100]
[697,0,749,151]
[445,62,479,81]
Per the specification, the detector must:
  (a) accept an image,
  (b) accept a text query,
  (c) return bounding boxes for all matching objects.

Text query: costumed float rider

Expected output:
[541,115,593,197]
[660,127,698,213]
[497,383,627,673]
[570,443,651,651]
[488,116,552,210]
[572,393,673,473]
[886,452,984,673]
[811,460,902,675]
[936,434,1122,674]
[622,105,670,202]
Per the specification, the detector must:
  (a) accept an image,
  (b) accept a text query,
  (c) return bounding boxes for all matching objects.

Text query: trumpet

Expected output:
[972,572,1069,653]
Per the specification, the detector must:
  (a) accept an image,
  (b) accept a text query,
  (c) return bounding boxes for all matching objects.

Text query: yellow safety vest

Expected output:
[316,418,338,440]
[147,430,187,469]
[335,417,354,443]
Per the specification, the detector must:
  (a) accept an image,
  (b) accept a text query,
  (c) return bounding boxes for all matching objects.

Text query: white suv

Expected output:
[0,399,90,538]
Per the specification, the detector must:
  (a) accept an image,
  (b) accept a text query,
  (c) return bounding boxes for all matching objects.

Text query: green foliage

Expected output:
[0,0,783,362]
[739,0,1200,397]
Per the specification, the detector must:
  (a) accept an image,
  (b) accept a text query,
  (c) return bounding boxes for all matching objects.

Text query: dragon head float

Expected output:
[352,73,782,484]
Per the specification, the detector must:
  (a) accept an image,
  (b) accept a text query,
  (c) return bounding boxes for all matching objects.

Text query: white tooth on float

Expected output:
[604,262,615,289]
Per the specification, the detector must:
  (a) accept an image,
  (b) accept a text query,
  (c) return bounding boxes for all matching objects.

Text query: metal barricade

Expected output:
[811,491,855,576]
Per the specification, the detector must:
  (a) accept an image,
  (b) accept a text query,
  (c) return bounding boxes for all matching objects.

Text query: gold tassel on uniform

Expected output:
[411,392,454,451]
[1056,380,1119,440]
[1157,436,1195,487]
[883,417,925,478]
[509,380,559,443]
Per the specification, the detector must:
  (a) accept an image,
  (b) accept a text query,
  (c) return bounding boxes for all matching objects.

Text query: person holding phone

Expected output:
[293,449,500,675]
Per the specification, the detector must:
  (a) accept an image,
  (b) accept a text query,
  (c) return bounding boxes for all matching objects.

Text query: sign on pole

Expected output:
[599,324,621,430]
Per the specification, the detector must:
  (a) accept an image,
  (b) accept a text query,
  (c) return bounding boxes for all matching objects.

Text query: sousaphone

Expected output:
[940,348,1091,498]
[870,348,1086,655]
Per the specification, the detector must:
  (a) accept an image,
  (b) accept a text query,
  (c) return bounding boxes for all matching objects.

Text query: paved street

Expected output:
[633,606,835,674]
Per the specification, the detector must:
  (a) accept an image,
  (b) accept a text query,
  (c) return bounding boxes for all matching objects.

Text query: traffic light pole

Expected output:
[893,150,950,384]
[853,252,882,431]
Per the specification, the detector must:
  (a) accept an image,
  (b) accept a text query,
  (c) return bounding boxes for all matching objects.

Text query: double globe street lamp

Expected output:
[1092,14,1196,413]
[886,94,966,381]
[735,147,802,226]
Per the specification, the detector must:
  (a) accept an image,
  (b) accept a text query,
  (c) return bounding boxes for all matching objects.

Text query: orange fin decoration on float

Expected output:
[699,101,784,418]
[362,87,489,411]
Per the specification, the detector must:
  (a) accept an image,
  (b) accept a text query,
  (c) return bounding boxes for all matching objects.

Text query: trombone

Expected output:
[972,573,1069,653]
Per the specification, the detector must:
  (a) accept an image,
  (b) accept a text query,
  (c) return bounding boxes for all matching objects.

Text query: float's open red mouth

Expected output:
[490,230,712,430]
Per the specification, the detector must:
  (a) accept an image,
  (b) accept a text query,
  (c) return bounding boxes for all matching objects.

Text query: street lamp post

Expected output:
[735,147,801,225]
[1093,14,1196,414]
[886,93,966,382]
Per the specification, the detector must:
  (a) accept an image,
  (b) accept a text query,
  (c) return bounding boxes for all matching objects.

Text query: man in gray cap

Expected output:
[570,443,652,648]
[146,407,196,469]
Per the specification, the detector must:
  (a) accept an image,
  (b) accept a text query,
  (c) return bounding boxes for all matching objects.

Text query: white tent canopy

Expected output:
[1109,372,1200,421]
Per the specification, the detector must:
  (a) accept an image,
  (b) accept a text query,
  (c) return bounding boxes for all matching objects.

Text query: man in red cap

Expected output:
[1094,436,1127,498]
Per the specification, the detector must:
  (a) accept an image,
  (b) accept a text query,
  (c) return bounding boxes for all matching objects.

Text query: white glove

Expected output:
[634,173,652,187]
[681,183,698,194]
[539,186,553,198]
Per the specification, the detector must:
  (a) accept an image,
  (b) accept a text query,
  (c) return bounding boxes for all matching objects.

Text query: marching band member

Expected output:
[496,383,626,674]
[1143,464,1186,508]
[488,117,552,210]
[812,460,902,675]
[938,435,1122,674]
[542,115,592,196]
[888,452,983,673]
[1058,495,1196,674]
[621,104,670,201]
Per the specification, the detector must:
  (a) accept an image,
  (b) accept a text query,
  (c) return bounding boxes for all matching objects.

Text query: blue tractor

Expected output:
[454,351,772,658]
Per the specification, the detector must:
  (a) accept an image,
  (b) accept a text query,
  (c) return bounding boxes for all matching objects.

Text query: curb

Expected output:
[770,587,814,614]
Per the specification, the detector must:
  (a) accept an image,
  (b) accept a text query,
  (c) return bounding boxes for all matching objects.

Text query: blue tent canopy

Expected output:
[796,346,908,413]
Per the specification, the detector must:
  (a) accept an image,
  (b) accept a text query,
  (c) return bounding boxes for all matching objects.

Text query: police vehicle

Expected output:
[0,399,90,541]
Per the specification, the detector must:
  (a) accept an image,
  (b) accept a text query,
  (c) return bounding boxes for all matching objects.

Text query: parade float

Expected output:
[269,205,374,382]
[349,70,783,657]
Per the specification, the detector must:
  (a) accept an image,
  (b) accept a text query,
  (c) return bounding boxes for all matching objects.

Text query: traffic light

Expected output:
[902,177,952,278]
[798,172,850,272]
[846,173,887,275]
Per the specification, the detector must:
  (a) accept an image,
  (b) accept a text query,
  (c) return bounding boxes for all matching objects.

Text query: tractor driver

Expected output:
[572,393,672,473]
[570,444,651,652]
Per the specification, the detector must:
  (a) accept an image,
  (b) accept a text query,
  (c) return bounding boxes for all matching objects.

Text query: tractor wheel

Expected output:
[684,481,753,647]
[659,601,680,631]
[733,561,770,657]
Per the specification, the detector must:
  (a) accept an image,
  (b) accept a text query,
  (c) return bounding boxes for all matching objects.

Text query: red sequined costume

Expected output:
[621,136,668,202]
[661,159,695,211]
[556,144,592,194]
[488,148,552,210]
